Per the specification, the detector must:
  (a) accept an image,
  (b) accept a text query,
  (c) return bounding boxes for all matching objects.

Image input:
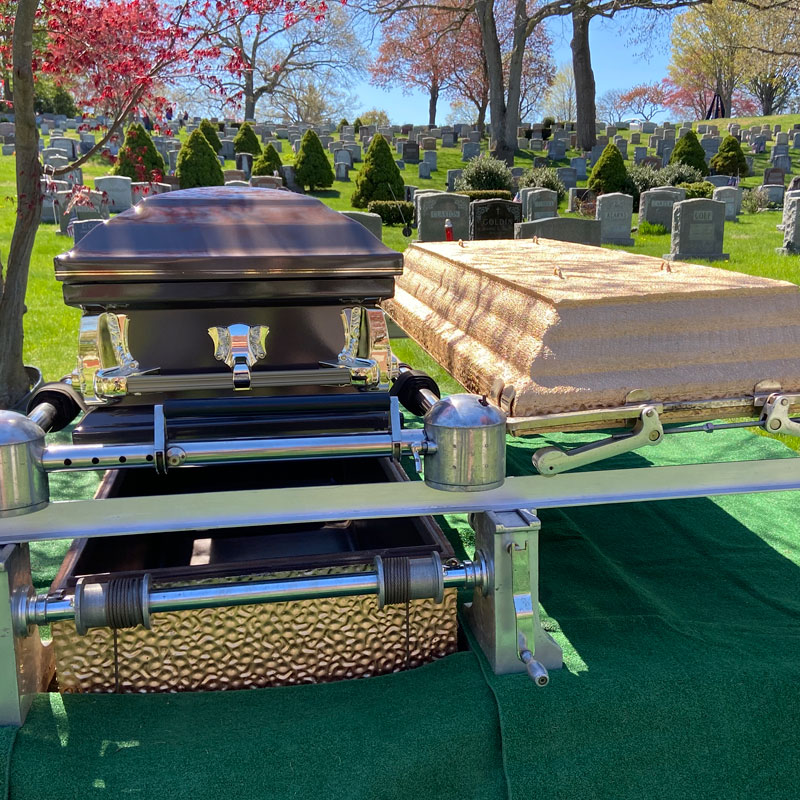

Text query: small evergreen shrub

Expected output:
[657,163,704,186]
[455,189,514,201]
[542,116,555,141]
[668,129,709,176]
[351,133,404,208]
[176,128,224,189]
[337,118,349,133]
[112,123,165,182]
[454,152,513,192]
[638,221,668,236]
[367,200,415,225]
[678,181,716,199]
[710,135,748,177]
[199,119,222,153]
[518,167,566,202]
[741,187,766,213]
[353,117,364,130]
[587,143,630,194]
[294,130,334,191]
[252,143,283,180]
[233,122,262,156]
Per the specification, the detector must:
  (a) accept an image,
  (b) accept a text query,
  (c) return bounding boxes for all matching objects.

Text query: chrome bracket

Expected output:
[75,312,153,404]
[389,396,403,462]
[531,404,664,476]
[208,324,269,391]
[761,393,800,437]
[322,307,399,391]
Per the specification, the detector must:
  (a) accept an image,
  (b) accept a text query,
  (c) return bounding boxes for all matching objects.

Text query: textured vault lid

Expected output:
[55,187,403,282]
[384,240,800,419]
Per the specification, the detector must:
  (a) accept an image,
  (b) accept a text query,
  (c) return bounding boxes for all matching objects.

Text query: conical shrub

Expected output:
[710,135,748,177]
[350,133,404,208]
[252,143,283,179]
[294,130,334,191]
[112,123,165,181]
[587,143,629,194]
[233,122,262,156]
[199,119,222,153]
[176,128,224,189]
[669,129,709,176]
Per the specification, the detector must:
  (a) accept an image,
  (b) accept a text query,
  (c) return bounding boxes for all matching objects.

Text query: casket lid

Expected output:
[54,187,402,282]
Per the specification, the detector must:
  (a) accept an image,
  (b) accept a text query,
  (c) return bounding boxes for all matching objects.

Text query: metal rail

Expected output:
[3,458,800,545]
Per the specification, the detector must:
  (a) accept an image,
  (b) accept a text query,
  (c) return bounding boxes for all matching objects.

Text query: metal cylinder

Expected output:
[423,395,506,492]
[0,410,49,518]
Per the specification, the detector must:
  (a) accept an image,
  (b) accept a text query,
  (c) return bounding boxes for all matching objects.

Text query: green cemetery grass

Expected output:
[4,118,800,426]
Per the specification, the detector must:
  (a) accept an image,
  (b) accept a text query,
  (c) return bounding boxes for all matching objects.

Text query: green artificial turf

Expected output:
[7,414,800,799]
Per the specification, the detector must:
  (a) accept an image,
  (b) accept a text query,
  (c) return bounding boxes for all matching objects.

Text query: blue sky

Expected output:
[349,10,673,124]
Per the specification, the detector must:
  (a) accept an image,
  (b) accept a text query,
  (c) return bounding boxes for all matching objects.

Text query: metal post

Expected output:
[465,510,562,676]
[0,544,53,726]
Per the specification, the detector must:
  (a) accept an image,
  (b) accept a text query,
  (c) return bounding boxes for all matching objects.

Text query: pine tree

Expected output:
[294,130,334,191]
[710,135,748,177]
[112,123,165,181]
[252,143,283,179]
[199,119,222,153]
[353,117,363,130]
[337,118,349,133]
[176,129,225,189]
[351,133,404,208]
[669,129,709,176]
[233,122,262,156]
[587,143,629,194]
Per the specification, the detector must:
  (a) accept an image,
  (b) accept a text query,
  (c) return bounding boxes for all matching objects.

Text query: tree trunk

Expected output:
[571,5,597,151]
[244,70,256,120]
[0,0,42,409]
[428,80,439,127]
[477,101,487,136]
[475,0,522,165]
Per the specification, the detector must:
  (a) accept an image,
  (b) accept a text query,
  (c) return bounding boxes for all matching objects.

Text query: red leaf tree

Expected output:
[0,0,294,407]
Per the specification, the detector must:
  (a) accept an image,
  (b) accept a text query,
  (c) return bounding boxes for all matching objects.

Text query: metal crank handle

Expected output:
[520,649,549,687]
[531,405,663,476]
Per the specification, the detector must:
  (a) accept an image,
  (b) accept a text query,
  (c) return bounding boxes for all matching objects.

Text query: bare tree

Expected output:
[596,88,630,124]
[265,73,356,123]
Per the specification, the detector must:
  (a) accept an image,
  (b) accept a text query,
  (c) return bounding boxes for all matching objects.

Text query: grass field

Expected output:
[3,114,800,385]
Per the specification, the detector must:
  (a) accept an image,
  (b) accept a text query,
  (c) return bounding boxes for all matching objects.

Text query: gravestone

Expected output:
[39,178,69,224]
[71,218,103,245]
[344,143,362,163]
[461,142,480,161]
[94,176,132,213]
[49,136,76,158]
[777,195,800,254]
[334,149,352,168]
[776,132,789,146]
[416,192,470,241]
[341,211,383,242]
[442,133,455,147]
[235,152,253,178]
[567,188,597,213]
[529,138,544,151]
[639,189,679,231]
[771,144,789,161]
[570,157,587,180]
[596,192,634,245]
[712,186,739,221]
[630,132,640,145]
[335,162,350,181]
[779,189,800,231]
[764,167,786,185]
[423,150,437,171]
[633,146,648,165]
[250,176,283,189]
[421,137,436,151]
[514,217,601,246]
[517,137,530,150]
[447,169,463,192]
[524,188,558,221]
[547,139,566,160]
[762,184,785,206]
[281,165,301,193]
[404,141,421,163]
[469,199,522,240]
[705,175,731,188]
[555,167,577,190]
[773,154,793,174]
[664,198,728,261]
[641,156,663,169]
[469,130,481,143]
[418,162,431,179]
[220,139,235,160]
[589,144,605,165]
